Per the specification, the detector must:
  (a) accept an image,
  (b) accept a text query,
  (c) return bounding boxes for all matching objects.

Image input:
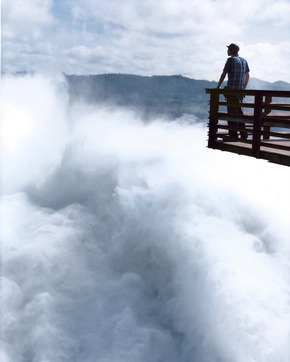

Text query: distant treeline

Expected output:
[65,74,217,120]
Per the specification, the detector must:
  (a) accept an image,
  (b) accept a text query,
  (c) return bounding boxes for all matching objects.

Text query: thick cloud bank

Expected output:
[1,75,290,362]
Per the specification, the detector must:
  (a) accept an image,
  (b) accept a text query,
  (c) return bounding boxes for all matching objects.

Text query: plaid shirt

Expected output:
[223,56,250,89]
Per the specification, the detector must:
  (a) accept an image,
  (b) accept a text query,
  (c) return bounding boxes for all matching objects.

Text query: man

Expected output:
[217,43,250,139]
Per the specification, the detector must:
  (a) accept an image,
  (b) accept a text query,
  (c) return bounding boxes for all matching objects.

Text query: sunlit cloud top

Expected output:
[2,0,290,82]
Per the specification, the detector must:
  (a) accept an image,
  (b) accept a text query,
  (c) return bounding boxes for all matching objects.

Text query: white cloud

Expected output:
[255,0,290,25]
[246,42,290,82]
[2,0,54,36]
[2,0,290,82]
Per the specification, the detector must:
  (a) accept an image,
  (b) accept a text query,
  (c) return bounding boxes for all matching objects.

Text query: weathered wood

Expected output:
[206,88,290,167]
[208,89,219,148]
[252,92,263,157]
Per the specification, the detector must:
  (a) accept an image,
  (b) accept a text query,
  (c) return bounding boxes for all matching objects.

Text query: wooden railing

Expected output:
[206,88,290,166]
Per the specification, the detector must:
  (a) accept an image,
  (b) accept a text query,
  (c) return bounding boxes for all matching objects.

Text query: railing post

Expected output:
[208,89,219,149]
[263,95,272,140]
[252,92,263,158]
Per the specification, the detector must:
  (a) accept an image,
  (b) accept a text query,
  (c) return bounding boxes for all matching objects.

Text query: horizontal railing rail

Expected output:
[205,88,290,166]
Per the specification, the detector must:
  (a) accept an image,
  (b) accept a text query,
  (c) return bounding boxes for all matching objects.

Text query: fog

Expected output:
[1,74,290,362]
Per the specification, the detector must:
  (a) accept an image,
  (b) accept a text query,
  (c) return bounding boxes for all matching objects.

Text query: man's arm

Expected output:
[217,71,226,88]
[244,72,250,89]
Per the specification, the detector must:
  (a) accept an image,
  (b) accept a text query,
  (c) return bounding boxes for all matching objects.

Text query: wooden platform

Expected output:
[215,139,290,166]
[206,88,290,167]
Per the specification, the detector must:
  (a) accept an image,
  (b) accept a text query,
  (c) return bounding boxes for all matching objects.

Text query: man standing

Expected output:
[217,43,250,139]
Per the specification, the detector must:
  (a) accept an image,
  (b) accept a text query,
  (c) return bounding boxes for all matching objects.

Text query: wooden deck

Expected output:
[215,139,290,166]
[206,89,290,166]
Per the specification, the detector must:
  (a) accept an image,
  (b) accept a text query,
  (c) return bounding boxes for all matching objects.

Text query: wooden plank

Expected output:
[218,102,290,111]
[263,105,290,111]
[261,132,290,139]
[260,140,290,152]
[213,141,289,165]
[206,88,290,98]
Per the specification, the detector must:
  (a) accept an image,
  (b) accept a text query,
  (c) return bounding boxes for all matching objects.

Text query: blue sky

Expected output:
[2,0,290,82]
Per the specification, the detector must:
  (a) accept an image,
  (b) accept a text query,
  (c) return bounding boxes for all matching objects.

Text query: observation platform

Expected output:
[206,88,290,166]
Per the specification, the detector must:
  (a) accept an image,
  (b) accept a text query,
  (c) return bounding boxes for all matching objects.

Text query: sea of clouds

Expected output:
[1,74,290,362]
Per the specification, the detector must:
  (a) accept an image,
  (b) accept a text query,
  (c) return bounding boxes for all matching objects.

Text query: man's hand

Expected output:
[217,71,226,89]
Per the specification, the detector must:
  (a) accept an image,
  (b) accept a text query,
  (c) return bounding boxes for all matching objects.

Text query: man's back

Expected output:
[224,56,249,89]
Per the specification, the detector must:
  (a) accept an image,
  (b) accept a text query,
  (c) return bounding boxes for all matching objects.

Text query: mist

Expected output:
[1,74,290,362]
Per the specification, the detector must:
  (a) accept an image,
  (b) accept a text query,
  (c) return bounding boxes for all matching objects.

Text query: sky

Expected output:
[2,0,290,82]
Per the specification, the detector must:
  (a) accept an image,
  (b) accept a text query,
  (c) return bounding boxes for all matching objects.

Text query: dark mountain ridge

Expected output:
[65,73,290,121]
